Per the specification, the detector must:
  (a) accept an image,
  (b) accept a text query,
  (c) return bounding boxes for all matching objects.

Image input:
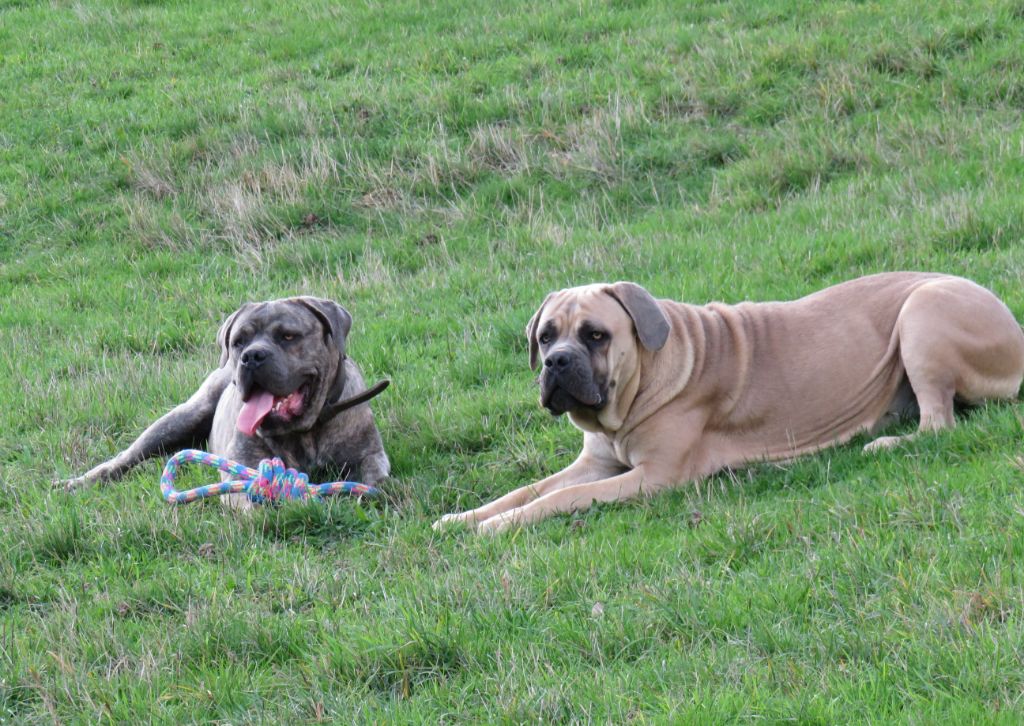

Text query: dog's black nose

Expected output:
[240,347,268,369]
[544,352,572,371]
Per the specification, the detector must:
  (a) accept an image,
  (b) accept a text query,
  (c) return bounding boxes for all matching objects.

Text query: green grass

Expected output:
[3,0,1024,720]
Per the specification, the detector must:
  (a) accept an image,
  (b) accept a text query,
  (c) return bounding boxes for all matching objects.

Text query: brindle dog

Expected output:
[65,297,389,507]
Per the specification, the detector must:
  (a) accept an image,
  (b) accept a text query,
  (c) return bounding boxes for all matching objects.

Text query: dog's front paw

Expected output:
[58,471,102,492]
[220,492,256,511]
[476,512,517,536]
[58,475,87,492]
[432,511,478,532]
[58,460,122,491]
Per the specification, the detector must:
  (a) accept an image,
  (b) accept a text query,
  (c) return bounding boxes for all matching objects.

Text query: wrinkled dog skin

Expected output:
[65,297,389,505]
[436,272,1024,534]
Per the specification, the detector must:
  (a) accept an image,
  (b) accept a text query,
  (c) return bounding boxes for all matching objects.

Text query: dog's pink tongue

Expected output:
[237,390,275,436]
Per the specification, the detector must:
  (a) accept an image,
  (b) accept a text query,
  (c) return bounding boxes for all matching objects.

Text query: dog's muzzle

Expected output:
[239,345,271,371]
[238,345,276,400]
[539,348,605,414]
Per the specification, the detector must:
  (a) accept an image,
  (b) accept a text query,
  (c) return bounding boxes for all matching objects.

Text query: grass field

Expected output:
[4,0,1024,721]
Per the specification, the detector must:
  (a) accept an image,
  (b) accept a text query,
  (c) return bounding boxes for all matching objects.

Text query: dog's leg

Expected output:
[357,450,390,485]
[475,466,658,535]
[432,451,624,531]
[64,367,231,489]
[865,278,1024,453]
[863,383,954,452]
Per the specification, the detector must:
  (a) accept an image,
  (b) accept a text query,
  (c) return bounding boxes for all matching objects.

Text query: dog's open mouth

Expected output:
[237,385,308,436]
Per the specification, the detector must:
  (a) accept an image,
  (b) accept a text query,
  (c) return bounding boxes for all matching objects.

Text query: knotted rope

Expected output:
[160,449,378,505]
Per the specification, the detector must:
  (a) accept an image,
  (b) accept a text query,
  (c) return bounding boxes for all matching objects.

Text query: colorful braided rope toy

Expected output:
[160,449,378,505]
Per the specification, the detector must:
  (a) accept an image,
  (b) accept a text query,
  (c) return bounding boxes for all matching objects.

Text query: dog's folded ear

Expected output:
[217,303,255,367]
[526,292,554,371]
[292,297,353,359]
[605,282,671,351]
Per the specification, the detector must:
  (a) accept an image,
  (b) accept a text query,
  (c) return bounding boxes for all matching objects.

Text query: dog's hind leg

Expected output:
[865,278,1024,452]
[868,376,919,436]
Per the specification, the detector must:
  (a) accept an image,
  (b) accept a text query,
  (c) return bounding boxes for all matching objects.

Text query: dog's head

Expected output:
[217,297,352,437]
[525,282,670,429]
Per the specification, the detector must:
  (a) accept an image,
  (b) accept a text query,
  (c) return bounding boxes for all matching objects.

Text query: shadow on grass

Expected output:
[325,616,466,698]
[246,497,384,546]
[30,506,94,567]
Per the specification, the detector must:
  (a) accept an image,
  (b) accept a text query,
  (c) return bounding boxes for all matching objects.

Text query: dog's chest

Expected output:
[258,431,322,470]
[588,431,635,469]
[610,437,631,467]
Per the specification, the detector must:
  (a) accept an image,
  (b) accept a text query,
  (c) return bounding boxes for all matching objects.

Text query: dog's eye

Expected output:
[280,332,300,342]
[539,333,551,345]
[589,331,605,342]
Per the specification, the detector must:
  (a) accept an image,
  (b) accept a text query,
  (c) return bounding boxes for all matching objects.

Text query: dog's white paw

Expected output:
[432,512,477,532]
[220,492,256,511]
[58,476,87,492]
[476,513,517,536]
[58,470,104,491]
[863,435,909,453]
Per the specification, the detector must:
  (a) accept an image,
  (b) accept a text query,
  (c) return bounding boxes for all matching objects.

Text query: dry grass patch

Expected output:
[124,135,342,254]
[468,123,531,174]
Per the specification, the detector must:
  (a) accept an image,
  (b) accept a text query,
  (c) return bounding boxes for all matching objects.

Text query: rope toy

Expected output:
[160,449,378,505]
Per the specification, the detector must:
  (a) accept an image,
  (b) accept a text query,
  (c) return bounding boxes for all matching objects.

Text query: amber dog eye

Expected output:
[281,332,299,342]
[539,333,551,344]
[590,331,604,341]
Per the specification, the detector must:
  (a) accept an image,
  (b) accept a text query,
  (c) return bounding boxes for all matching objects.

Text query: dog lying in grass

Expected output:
[436,273,1024,534]
[65,296,389,508]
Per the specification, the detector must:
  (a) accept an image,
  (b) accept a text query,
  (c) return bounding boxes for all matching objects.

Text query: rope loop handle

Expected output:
[160,449,378,505]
